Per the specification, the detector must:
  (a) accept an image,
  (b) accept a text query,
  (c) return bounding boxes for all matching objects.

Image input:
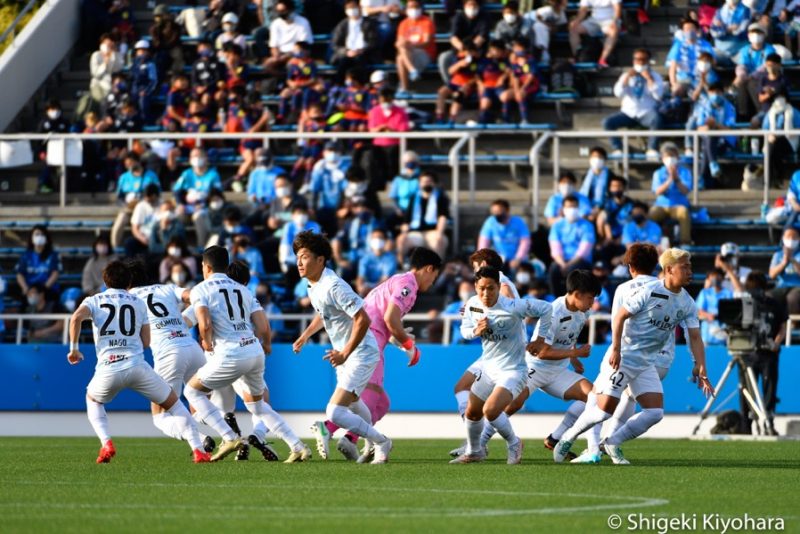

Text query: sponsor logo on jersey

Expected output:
[469,307,484,313]
[560,316,572,323]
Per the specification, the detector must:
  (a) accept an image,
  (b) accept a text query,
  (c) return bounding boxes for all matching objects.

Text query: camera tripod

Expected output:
[692,351,772,436]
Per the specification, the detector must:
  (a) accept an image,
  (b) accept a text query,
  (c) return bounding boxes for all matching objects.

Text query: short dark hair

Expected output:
[346,165,366,182]
[469,248,503,270]
[766,53,782,64]
[562,194,579,206]
[504,0,519,10]
[632,200,649,212]
[590,146,607,159]
[292,230,332,262]
[708,267,725,278]
[566,269,601,296]
[409,247,443,271]
[488,39,506,50]
[623,243,659,275]
[511,37,528,49]
[295,40,311,51]
[202,245,230,273]
[379,87,395,101]
[103,260,131,289]
[227,259,251,286]
[609,175,627,188]
[681,17,698,28]
[222,206,242,222]
[420,170,439,183]
[745,270,768,291]
[474,266,500,284]
[634,48,651,60]
[559,171,576,183]
[28,283,47,295]
[708,82,724,93]
[491,199,510,211]
[126,259,151,288]
[144,183,160,198]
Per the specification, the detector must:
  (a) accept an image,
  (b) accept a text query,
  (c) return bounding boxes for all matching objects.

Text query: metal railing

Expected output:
[786,314,800,347]
[0,0,39,50]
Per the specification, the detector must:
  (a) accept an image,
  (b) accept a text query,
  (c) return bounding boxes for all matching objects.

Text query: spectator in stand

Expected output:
[110,98,144,134]
[525,0,567,65]
[368,87,409,190]
[687,82,737,183]
[24,284,64,344]
[176,0,206,38]
[36,99,71,194]
[222,43,249,90]
[622,200,663,248]
[650,142,694,245]
[666,18,716,98]
[769,227,800,315]
[279,201,321,287]
[254,282,283,338]
[150,4,184,78]
[166,262,193,288]
[263,175,301,239]
[293,102,328,184]
[506,37,540,124]
[331,1,380,83]
[762,91,800,185]
[158,236,198,283]
[435,41,481,124]
[201,188,233,240]
[339,165,383,219]
[710,0,751,61]
[697,268,734,345]
[333,197,382,281]
[356,228,397,296]
[388,151,421,229]
[437,0,489,84]
[568,0,622,68]
[733,23,775,119]
[397,171,450,261]
[547,195,596,295]
[149,200,186,255]
[232,92,272,189]
[749,54,790,128]
[172,147,223,246]
[395,0,436,93]
[477,199,531,270]
[215,13,247,61]
[477,39,511,125]
[277,41,320,123]
[110,158,160,248]
[192,41,226,107]
[689,51,720,105]
[596,175,634,246]
[440,280,479,345]
[124,184,161,258]
[309,141,349,236]
[580,146,611,217]
[103,73,129,119]
[332,68,371,132]
[247,148,285,214]
[231,235,266,292]
[82,234,117,296]
[544,171,592,226]
[259,0,313,73]
[780,1,800,57]
[15,226,62,299]
[90,34,124,104]
[492,2,532,48]
[715,242,752,292]
[361,0,402,58]
[783,168,800,229]
[214,206,255,248]
[604,48,665,161]
[130,40,158,123]
[162,74,191,130]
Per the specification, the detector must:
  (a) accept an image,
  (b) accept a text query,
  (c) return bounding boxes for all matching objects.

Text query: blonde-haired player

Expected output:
[554,248,714,465]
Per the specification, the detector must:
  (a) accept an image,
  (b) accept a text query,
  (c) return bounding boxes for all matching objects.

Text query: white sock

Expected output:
[192,412,219,438]
[465,418,484,455]
[326,403,386,444]
[479,420,496,448]
[561,393,611,443]
[166,401,204,450]
[245,400,303,452]
[251,416,268,442]
[586,421,602,455]
[350,398,373,425]
[152,412,183,440]
[604,392,636,439]
[606,408,664,446]
[86,398,110,444]
[455,391,470,419]
[184,385,237,441]
[488,412,518,445]
[551,401,586,441]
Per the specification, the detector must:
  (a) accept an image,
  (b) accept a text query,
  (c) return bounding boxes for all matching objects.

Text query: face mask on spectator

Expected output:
[275,186,291,198]
[47,109,61,120]
[749,33,764,46]
[558,183,574,196]
[100,43,112,54]
[209,199,224,211]
[171,272,187,285]
[727,0,739,6]
[223,23,235,32]
[32,234,47,247]
[784,237,799,249]
[773,96,787,112]
[516,271,531,286]
[199,48,212,57]
[663,156,678,168]
[168,246,181,258]
[293,214,309,227]
[633,64,645,73]
[278,10,291,20]
[464,6,479,17]
[407,8,421,19]
[96,244,109,256]
[611,190,625,198]
[223,223,236,233]
[346,181,368,196]
[589,157,604,171]
[27,295,40,307]
[403,162,418,176]
[696,60,710,73]
[381,102,392,113]
[685,30,697,42]
[709,93,724,106]
[346,7,360,18]
[369,238,386,251]
[421,184,434,193]
[493,212,508,224]
[191,157,206,169]
[503,13,517,24]
[563,207,580,222]
[323,151,338,164]
[632,213,646,224]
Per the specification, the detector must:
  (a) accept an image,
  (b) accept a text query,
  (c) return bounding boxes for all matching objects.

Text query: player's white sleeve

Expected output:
[622,284,652,316]
[460,304,478,341]
[182,306,197,328]
[329,279,364,318]
[683,300,700,329]
[517,298,552,338]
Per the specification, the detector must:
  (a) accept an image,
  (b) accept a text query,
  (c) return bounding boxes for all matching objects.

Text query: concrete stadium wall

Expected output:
[0,0,81,132]
[2,344,799,414]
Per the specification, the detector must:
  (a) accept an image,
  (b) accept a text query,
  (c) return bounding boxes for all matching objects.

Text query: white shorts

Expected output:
[593,359,664,400]
[581,17,617,37]
[466,358,484,377]
[153,344,206,398]
[471,367,527,402]
[196,355,266,397]
[526,364,585,400]
[210,385,237,413]
[87,361,172,405]
[336,353,379,397]
[620,366,670,399]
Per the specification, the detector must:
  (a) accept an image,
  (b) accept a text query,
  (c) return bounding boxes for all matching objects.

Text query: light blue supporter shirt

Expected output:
[478,215,531,262]
[651,165,694,208]
[622,220,663,246]
[247,165,286,204]
[548,218,596,262]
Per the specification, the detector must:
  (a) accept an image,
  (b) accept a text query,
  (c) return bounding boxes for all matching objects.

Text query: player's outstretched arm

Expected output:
[536,342,592,361]
[293,314,324,353]
[67,305,91,364]
[687,327,714,397]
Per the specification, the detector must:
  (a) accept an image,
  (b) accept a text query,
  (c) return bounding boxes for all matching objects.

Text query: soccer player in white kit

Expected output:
[183,246,312,462]
[66,260,210,464]
[478,269,600,456]
[451,266,553,465]
[291,231,394,464]
[554,248,714,465]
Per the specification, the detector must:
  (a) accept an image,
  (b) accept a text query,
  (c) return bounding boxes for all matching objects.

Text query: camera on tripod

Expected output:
[717,296,772,353]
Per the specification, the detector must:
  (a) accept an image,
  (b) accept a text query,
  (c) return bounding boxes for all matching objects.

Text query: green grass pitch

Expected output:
[0,437,797,533]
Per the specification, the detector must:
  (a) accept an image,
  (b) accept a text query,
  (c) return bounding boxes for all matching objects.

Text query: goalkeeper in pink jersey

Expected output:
[311,247,442,462]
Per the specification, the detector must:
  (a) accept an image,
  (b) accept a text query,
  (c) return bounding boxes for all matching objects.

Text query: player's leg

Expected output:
[449,365,480,457]
[151,352,186,440]
[479,383,529,450]
[603,387,636,439]
[550,377,601,464]
[85,372,122,463]
[184,359,241,459]
[483,377,525,465]
[355,386,391,463]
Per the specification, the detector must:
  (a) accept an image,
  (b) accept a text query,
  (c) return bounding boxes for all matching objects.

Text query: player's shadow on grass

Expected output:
[619,459,800,469]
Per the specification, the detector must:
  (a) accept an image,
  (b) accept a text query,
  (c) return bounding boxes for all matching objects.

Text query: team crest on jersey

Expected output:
[401,287,410,298]
[496,319,506,330]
